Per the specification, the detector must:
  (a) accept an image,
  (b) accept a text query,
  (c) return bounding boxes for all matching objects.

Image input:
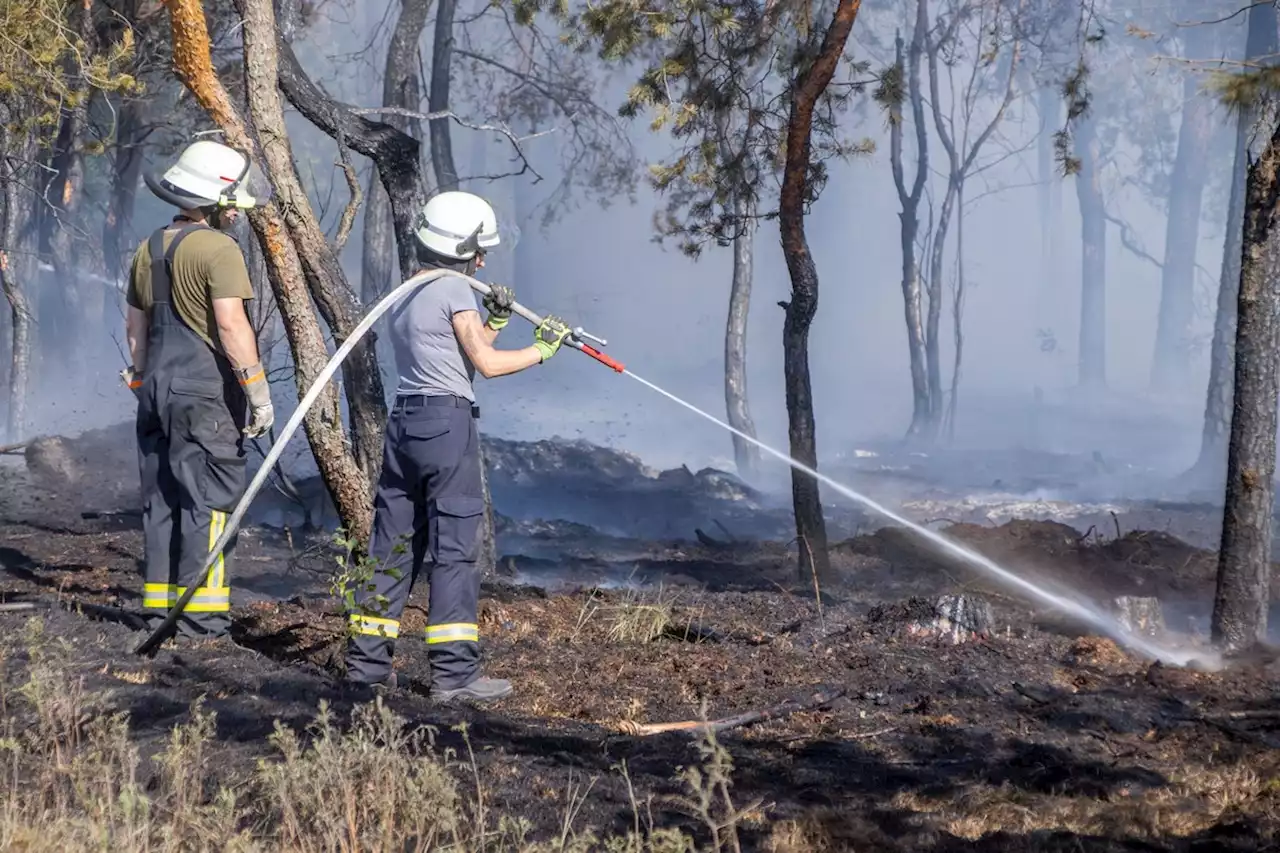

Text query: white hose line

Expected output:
[135,267,456,655]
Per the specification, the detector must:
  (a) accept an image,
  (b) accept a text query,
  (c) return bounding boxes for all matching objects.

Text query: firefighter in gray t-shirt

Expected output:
[345,190,570,703]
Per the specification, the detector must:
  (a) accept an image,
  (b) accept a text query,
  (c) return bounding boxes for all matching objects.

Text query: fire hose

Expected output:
[134,269,623,656]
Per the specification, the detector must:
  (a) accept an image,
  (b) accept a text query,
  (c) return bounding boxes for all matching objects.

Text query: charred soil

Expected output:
[0,431,1278,850]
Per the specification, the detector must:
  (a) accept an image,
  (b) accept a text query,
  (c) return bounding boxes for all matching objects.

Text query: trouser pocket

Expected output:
[431,496,485,564]
[202,455,248,512]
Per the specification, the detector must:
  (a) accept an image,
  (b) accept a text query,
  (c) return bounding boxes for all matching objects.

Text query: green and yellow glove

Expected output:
[533,315,570,362]
[483,285,515,331]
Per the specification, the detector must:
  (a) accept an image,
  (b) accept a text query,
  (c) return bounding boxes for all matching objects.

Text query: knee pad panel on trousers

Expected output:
[431,496,485,564]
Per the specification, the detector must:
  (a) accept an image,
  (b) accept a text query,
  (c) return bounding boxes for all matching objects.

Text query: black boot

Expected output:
[429,675,511,705]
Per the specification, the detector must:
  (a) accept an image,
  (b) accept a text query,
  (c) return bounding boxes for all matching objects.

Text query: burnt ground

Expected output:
[2,425,1280,849]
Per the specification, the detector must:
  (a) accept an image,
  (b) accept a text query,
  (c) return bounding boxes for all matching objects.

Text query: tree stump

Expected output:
[1112,596,1165,638]
[906,594,994,645]
[24,436,81,486]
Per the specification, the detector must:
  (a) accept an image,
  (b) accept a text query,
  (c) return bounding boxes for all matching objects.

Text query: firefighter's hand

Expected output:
[236,363,275,438]
[120,366,143,402]
[533,316,570,362]
[483,285,514,331]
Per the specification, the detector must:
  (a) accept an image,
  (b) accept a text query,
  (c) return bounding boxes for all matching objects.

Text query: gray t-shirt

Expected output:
[388,274,480,401]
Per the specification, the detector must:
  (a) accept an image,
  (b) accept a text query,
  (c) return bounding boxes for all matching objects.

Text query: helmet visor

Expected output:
[483,207,518,259]
[220,160,273,209]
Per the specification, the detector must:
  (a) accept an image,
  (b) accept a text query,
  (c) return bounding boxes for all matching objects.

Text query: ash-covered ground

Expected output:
[1,420,1279,850]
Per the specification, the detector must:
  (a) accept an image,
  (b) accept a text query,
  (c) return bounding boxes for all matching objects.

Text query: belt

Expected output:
[394,394,479,419]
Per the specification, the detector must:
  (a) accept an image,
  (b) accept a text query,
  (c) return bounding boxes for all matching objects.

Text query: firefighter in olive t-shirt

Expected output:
[123,140,274,642]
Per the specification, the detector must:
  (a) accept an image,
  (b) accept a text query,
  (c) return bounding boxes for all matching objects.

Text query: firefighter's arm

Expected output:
[454,310,542,378]
[125,246,148,374]
[212,298,262,370]
[126,306,148,374]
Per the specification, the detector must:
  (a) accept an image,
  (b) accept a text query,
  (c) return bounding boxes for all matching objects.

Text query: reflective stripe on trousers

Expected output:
[426,622,478,644]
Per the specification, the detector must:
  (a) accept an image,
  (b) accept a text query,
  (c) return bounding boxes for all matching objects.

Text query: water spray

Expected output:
[135,270,1217,670]
[622,373,1219,669]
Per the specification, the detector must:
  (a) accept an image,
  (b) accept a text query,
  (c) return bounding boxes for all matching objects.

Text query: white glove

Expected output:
[235,363,275,438]
[121,366,143,401]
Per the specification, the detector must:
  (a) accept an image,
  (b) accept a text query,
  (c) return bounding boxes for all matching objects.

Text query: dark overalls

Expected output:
[135,222,249,638]
[346,395,486,689]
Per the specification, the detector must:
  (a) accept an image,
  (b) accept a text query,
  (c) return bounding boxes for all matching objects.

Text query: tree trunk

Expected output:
[1151,51,1213,391]
[925,178,957,434]
[1037,82,1061,301]
[425,0,496,574]
[779,0,862,584]
[276,9,498,574]
[1,123,35,443]
[49,0,104,370]
[428,0,459,192]
[1211,117,1280,653]
[165,0,377,542]
[236,0,387,497]
[947,185,966,441]
[725,192,760,480]
[362,0,431,302]
[104,98,148,282]
[901,210,931,437]
[1074,112,1106,389]
[1197,0,1278,481]
[890,8,931,441]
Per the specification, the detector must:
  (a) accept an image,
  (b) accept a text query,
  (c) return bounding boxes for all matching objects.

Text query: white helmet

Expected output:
[144,140,262,210]
[414,191,501,260]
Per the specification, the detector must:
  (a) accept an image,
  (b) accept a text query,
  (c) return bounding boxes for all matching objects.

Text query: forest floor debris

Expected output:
[1,426,1279,849]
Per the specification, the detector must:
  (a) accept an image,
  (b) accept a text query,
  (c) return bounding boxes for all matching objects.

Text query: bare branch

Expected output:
[333,110,361,252]
[1103,208,1162,269]
[349,106,547,182]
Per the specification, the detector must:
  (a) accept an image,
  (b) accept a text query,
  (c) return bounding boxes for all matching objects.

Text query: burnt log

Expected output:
[906,594,994,645]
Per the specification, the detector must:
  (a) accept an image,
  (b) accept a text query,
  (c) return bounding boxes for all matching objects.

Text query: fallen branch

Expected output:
[614,686,845,737]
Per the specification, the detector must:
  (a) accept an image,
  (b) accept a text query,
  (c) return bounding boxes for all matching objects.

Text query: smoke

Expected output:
[7,0,1249,526]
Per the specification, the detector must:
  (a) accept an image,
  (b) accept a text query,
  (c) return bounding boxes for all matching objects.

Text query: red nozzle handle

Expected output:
[579,343,625,373]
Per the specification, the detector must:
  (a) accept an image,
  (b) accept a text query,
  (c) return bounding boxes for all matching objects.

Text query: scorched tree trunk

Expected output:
[104,98,148,282]
[361,0,430,301]
[1211,116,1280,652]
[165,0,378,543]
[1,118,35,443]
[429,0,459,193]
[1197,0,1278,482]
[778,0,862,584]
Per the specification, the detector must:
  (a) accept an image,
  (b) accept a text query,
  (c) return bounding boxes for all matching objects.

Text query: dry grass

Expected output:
[606,586,680,644]
[890,757,1280,842]
[3,615,1277,851]
[0,618,748,852]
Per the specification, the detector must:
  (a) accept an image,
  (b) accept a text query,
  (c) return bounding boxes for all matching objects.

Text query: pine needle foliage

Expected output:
[517,0,872,256]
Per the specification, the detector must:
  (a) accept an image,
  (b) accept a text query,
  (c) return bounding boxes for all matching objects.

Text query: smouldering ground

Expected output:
[2,471,1280,850]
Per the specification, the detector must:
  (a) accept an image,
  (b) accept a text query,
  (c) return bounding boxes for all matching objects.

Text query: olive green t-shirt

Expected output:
[125,224,253,348]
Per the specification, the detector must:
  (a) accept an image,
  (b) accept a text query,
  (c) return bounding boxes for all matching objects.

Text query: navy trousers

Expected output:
[344,395,486,688]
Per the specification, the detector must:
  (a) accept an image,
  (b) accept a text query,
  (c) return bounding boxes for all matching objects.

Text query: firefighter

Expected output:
[123,139,274,642]
[345,190,570,703]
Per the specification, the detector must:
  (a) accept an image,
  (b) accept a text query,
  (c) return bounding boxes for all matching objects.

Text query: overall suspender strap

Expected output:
[147,223,206,306]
